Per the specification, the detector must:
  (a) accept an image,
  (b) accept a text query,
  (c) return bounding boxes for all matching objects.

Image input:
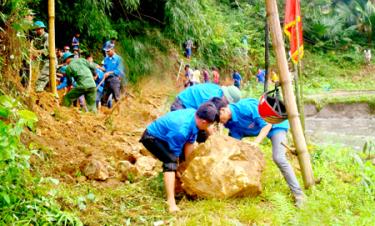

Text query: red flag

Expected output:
[284,0,304,63]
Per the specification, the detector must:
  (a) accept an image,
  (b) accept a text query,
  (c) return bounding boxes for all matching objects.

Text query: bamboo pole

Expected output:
[48,0,57,96]
[264,17,270,92]
[265,0,315,188]
[27,40,34,94]
[294,0,305,132]
[297,61,305,131]
[293,65,302,129]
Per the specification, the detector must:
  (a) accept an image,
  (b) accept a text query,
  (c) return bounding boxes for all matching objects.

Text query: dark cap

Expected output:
[196,102,219,123]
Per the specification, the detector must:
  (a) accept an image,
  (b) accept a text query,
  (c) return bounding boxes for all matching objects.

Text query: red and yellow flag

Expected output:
[284,0,304,64]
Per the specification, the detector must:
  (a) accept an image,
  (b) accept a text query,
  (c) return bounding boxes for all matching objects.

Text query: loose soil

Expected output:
[25,56,181,185]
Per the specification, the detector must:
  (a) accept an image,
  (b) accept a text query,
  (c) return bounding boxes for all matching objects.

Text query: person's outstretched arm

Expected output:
[254,124,272,144]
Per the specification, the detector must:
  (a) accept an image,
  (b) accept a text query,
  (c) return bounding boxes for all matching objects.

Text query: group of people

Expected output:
[140,82,305,213]
[183,65,242,89]
[27,17,125,113]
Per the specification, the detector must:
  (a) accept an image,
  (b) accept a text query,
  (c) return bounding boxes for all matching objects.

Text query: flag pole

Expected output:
[265,0,315,188]
[294,0,305,132]
[264,16,270,92]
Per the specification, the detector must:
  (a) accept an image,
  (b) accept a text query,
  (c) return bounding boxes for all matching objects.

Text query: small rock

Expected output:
[82,159,109,181]
[76,176,87,183]
[135,156,158,177]
[118,160,138,181]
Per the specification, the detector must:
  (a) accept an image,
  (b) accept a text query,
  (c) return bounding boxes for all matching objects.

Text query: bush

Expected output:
[0,95,81,225]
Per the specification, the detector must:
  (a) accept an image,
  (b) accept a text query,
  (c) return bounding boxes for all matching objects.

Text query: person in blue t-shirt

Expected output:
[232,70,242,89]
[256,69,266,84]
[218,98,305,207]
[140,102,219,213]
[170,83,241,111]
[101,42,125,107]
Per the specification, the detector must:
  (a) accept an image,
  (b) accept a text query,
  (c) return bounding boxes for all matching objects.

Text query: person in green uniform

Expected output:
[32,21,50,92]
[61,52,97,113]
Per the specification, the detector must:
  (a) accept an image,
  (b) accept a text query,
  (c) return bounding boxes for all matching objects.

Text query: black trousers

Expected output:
[139,130,178,172]
[102,76,121,104]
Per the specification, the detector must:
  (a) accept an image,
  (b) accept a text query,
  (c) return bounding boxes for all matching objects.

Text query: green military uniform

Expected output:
[34,32,50,92]
[63,58,97,113]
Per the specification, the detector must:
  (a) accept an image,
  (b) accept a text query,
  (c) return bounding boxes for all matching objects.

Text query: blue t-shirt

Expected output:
[95,68,105,93]
[232,72,242,82]
[224,98,289,139]
[103,54,125,78]
[146,109,199,157]
[256,70,265,83]
[177,83,224,109]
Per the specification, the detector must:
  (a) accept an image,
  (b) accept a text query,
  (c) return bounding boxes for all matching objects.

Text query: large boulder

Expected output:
[180,134,265,198]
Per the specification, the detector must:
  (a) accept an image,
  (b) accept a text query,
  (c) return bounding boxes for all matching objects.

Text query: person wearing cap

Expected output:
[101,42,125,105]
[170,83,240,142]
[32,21,51,92]
[73,46,80,59]
[61,52,97,113]
[170,83,241,111]
[140,102,219,213]
[102,37,116,57]
[218,98,305,207]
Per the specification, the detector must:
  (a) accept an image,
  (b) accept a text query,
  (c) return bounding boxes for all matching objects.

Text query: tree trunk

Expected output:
[265,0,315,188]
[48,0,57,95]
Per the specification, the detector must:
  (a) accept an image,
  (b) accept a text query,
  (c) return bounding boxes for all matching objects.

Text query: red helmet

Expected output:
[258,89,288,124]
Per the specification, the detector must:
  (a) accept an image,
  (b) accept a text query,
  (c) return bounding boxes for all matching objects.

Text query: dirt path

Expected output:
[27,57,180,184]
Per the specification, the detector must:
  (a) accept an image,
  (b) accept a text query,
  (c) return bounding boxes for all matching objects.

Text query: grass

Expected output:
[49,139,375,225]
[305,93,375,113]
[303,51,375,94]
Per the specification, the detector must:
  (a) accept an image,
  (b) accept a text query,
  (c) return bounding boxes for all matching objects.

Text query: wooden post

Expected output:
[265,0,315,188]
[294,0,305,132]
[48,0,57,95]
[264,17,270,92]
[297,61,305,131]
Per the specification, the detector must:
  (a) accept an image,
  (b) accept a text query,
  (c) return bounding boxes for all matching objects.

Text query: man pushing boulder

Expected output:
[140,102,219,213]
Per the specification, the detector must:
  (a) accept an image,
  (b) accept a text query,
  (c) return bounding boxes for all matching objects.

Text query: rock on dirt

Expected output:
[82,159,109,181]
[180,134,265,199]
[118,156,159,181]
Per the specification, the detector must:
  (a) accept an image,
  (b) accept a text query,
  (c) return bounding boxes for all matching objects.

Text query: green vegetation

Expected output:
[1,0,375,224]
[305,92,375,112]
[0,95,81,225]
